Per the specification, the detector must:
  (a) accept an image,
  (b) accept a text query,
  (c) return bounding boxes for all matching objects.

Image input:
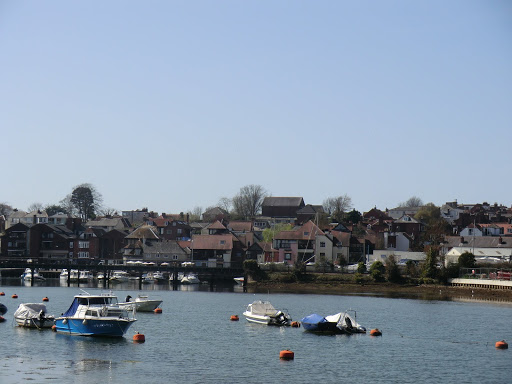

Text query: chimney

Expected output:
[460,236,464,244]
[186,213,189,223]
[33,214,37,224]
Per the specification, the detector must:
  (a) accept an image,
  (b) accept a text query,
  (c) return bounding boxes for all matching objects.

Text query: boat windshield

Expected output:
[79,296,117,305]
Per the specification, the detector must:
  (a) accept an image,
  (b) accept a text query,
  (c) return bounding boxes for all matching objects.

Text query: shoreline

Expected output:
[246,281,512,303]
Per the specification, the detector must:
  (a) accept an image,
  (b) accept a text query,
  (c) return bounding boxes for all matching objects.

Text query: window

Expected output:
[177,229,182,235]
[320,242,325,248]
[172,255,178,260]
[69,242,74,249]
[285,253,291,260]
[79,241,89,249]
[166,229,172,234]
[220,240,225,245]
[304,231,309,236]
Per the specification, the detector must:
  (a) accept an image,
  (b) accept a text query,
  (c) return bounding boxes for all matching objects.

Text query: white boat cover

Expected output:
[249,301,279,316]
[14,303,49,319]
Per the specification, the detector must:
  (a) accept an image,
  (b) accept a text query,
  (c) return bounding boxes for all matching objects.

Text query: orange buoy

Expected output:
[279,350,295,360]
[52,325,57,332]
[12,294,18,299]
[370,328,382,336]
[291,321,300,328]
[230,315,239,321]
[0,292,5,296]
[133,332,146,343]
[154,307,162,314]
[43,297,49,302]
[496,340,508,349]
[0,316,5,323]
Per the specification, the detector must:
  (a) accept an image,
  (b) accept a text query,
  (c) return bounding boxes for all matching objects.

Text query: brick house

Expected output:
[261,197,305,224]
[272,220,323,264]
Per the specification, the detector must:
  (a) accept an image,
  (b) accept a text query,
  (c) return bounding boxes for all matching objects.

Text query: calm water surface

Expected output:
[1,278,511,384]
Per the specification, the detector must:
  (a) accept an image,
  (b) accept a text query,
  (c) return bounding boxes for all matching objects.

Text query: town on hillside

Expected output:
[1,198,511,276]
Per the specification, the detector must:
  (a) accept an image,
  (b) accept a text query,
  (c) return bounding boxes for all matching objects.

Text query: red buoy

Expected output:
[496,340,508,349]
[230,315,239,321]
[52,325,57,332]
[43,297,49,302]
[0,316,5,323]
[279,350,295,360]
[291,321,300,328]
[133,332,146,343]
[370,328,382,336]
[154,308,162,314]
[12,294,18,299]
[0,292,5,296]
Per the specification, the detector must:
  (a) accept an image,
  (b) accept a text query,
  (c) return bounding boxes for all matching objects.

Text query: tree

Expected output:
[217,197,232,212]
[458,252,476,269]
[369,261,385,282]
[232,184,267,219]
[421,247,438,279]
[27,202,44,212]
[44,204,68,216]
[262,223,293,243]
[385,255,402,283]
[323,194,353,222]
[98,207,118,217]
[345,209,362,224]
[68,183,103,221]
[0,203,13,216]
[187,206,203,222]
[398,196,423,207]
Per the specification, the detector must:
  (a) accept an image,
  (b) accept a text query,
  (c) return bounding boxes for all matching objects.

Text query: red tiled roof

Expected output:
[191,234,233,250]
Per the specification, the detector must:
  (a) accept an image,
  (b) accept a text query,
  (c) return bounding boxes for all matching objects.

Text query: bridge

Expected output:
[0,260,246,290]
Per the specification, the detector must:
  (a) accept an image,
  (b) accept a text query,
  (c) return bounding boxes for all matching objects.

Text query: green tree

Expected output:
[357,261,367,274]
[421,247,438,279]
[405,260,419,278]
[262,223,293,243]
[385,255,402,283]
[345,209,362,224]
[68,183,102,221]
[458,252,476,268]
[44,204,68,216]
[369,261,385,282]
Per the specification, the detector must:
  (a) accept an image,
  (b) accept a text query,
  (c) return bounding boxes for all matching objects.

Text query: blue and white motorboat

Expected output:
[54,291,137,337]
[301,310,366,334]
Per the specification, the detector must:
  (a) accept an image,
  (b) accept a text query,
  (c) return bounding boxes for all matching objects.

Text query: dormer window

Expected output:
[220,240,225,245]
[304,231,309,236]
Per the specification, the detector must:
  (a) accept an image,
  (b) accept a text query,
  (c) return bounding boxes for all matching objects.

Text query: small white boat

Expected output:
[181,273,200,284]
[234,277,244,285]
[20,268,45,281]
[243,300,291,326]
[14,303,55,329]
[79,270,93,282]
[109,271,130,283]
[119,294,163,312]
[60,269,80,282]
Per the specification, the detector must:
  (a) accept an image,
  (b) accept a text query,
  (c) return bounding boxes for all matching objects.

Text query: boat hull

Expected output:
[15,317,54,329]
[243,312,271,325]
[54,318,135,337]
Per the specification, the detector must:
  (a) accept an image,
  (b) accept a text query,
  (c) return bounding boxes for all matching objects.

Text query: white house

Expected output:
[445,247,512,266]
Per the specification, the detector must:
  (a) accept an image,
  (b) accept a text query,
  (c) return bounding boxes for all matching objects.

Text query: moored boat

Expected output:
[14,303,55,329]
[181,273,200,284]
[243,300,292,326]
[301,310,366,334]
[109,271,130,283]
[119,294,163,312]
[20,268,45,281]
[54,291,137,337]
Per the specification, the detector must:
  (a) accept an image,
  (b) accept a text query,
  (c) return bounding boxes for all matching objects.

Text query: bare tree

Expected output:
[323,194,353,222]
[398,196,423,207]
[187,206,203,222]
[217,197,232,212]
[0,202,14,216]
[98,207,118,217]
[27,202,44,212]
[232,184,267,219]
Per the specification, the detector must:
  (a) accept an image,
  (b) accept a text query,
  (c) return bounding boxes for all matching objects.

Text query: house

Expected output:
[459,223,484,237]
[226,221,253,234]
[189,234,234,267]
[202,207,229,223]
[29,223,76,261]
[387,206,422,220]
[1,222,31,259]
[122,209,150,225]
[390,215,424,240]
[123,225,161,261]
[145,217,191,241]
[272,220,323,264]
[296,204,324,225]
[204,220,229,235]
[261,197,305,224]
[85,216,131,232]
[139,239,189,265]
[5,210,48,230]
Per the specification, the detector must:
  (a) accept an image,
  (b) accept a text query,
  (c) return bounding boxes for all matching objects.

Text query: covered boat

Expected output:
[119,294,163,312]
[243,300,292,326]
[14,303,55,329]
[0,303,7,315]
[54,291,136,337]
[301,310,366,334]
[20,268,45,281]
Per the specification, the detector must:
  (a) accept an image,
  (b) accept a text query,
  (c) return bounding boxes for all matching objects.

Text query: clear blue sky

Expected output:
[1,1,511,214]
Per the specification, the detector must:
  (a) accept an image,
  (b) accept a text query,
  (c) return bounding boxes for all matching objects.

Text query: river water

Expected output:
[1,278,511,384]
